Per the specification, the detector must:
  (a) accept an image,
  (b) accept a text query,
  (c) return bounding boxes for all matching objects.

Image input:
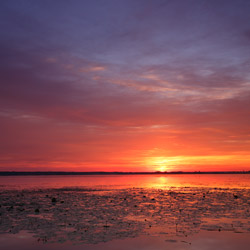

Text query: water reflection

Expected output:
[0,187,250,244]
[1,174,250,190]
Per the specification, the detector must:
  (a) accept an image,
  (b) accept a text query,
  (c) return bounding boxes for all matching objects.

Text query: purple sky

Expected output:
[1,0,250,171]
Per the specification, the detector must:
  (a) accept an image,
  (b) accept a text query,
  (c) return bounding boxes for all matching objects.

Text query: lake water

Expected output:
[0,174,250,250]
[1,174,250,189]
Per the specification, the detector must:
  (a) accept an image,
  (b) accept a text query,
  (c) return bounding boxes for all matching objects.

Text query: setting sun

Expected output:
[0,0,250,173]
[144,156,180,172]
[1,1,250,250]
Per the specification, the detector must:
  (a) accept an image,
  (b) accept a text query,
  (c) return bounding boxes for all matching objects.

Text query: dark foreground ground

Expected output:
[0,186,250,250]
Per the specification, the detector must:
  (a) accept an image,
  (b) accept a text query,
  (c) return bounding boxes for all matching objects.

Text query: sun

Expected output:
[145,156,176,172]
[158,165,168,172]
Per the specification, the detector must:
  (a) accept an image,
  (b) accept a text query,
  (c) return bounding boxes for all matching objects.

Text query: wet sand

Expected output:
[1,186,250,249]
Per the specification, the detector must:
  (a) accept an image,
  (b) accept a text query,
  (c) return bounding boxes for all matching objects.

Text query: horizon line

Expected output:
[0,171,250,176]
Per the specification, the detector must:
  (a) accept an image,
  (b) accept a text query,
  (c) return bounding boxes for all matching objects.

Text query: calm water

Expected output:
[1,174,250,189]
[1,174,250,250]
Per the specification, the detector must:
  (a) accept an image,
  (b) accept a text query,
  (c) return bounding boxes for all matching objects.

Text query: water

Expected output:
[0,174,250,250]
[1,174,250,190]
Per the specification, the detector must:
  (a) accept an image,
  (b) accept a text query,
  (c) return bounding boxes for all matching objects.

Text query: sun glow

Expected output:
[144,154,250,172]
[145,156,182,172]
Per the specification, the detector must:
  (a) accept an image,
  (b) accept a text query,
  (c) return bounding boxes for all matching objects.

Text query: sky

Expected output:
[0,0,250,172]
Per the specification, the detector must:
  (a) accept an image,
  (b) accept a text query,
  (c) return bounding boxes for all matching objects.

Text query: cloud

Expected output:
[1,0,250,170]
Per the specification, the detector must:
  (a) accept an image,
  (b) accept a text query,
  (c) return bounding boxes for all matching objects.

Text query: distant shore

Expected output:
[0,171,249,176]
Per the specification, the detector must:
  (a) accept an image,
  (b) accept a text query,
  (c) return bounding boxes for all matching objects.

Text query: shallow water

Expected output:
[0,174,250,250]
[1,174,250,189]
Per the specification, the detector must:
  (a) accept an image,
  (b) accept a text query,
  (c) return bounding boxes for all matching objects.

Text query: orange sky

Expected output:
[1,1,250,172]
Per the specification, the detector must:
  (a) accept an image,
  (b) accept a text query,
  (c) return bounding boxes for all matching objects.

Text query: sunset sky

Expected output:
[1,0,250,172]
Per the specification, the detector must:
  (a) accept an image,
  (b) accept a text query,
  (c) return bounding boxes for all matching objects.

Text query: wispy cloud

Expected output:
[0,0,250,171]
